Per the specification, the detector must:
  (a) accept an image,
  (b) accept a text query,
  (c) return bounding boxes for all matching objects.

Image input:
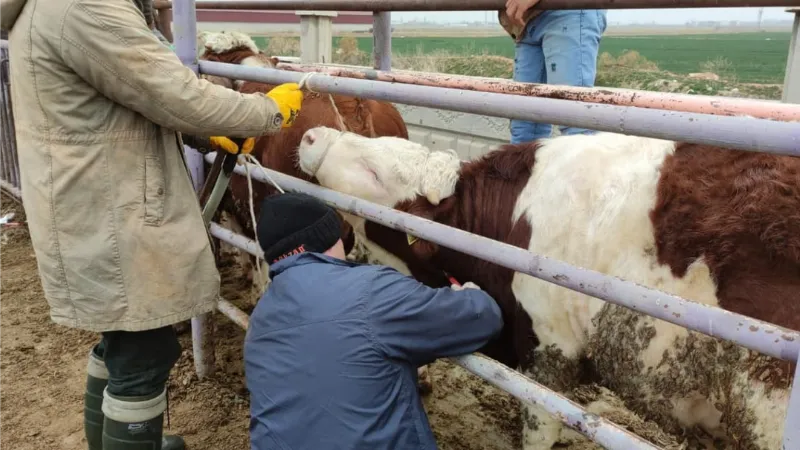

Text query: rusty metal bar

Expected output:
[372,12,392,71]
[206,151,800,363]
[276,63,800,122]
[154,0,800,11]
[199,61,800,155]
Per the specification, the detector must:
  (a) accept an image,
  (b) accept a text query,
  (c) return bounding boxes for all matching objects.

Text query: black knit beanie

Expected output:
[257,192,342,264]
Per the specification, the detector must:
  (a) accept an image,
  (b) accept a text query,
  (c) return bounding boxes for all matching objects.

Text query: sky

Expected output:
[392,7,794,25]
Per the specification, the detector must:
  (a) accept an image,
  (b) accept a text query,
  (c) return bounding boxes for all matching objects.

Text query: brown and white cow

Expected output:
[194,31,408,290]
[295,126,800,450]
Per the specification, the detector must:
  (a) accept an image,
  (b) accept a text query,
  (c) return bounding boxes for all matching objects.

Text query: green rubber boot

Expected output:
[84,351,108,450]
[101,388,186,450]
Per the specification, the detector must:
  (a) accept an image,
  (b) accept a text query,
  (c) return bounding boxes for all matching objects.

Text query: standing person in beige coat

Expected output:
[0,0,303,448]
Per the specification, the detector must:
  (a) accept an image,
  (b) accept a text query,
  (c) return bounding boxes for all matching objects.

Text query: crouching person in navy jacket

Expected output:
[243,192,504,450]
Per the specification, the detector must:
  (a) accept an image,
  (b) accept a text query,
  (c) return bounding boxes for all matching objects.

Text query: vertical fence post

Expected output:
[782,8,800,103]
[782,10,800,449]
[372,11,392,70]
[0,46,17,192]
[783,349,800,449]
[6,58,19,191]
[297,11,337,64]
[0,45,8,185]
[172,0,216,381]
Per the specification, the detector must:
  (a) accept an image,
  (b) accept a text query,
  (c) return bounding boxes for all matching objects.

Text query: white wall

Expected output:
[394,104,511,161]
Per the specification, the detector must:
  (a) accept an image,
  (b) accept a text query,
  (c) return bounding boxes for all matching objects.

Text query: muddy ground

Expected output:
[1,192,688,449]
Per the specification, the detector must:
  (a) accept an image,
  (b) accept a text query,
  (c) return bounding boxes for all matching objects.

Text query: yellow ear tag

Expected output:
[407,234,419,245]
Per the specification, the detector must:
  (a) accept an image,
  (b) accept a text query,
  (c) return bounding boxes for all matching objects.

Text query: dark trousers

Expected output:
[91,326,182,398]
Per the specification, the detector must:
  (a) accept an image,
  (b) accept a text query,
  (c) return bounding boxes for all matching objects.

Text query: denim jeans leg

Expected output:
[540,10,607,136]
[511,27,550,144]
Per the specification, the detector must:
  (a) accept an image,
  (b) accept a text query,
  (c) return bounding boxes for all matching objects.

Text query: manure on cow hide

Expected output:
[586,300,779,449]
[569,384,689,450]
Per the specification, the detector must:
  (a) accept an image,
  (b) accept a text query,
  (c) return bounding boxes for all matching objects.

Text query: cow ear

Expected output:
[269,56,279,67]
[425,189,441,206]
[402,199,442,260]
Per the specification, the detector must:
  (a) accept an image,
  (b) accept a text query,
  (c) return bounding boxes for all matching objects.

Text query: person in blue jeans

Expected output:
[501,1,608,143]
[243,192,504,450]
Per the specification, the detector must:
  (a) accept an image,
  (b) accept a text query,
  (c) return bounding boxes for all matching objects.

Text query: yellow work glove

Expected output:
[265,82,303,128]
[209,136,256,155]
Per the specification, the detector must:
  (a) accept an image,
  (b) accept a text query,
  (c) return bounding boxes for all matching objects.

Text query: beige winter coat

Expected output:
[1,0,284,332]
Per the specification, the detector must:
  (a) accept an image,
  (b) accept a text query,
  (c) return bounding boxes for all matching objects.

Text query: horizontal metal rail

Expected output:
[199,60,800,156]
[450,354,660,450]
[217,298,251,329]
[205,151,800,363]
[276,62,800,122]
[209,221,263,257]
[210,266,661,449]
[154,0,800,11]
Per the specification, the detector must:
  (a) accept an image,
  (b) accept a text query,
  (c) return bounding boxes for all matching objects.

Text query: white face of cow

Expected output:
[297,126,462,208]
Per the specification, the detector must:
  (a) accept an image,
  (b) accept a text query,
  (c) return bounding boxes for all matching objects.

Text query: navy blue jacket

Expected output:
[243,252,504,450]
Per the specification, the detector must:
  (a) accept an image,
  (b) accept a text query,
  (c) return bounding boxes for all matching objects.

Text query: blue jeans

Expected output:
[510,10,608,144]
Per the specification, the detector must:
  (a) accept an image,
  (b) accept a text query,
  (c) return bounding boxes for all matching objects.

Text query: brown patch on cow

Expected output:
[365,143,541,370]
[650,143,800,334]
[200,47,272,66]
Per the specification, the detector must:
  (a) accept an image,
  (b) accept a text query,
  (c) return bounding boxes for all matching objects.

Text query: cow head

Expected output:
[297,132,531,371]
[296,126,462,271]
[197,31,278,90]
[297,126,461,208]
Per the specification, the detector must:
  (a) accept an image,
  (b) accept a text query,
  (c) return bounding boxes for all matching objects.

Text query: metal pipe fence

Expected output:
[209,266,662,449]
[275,63,799,121]
[372,11,392,71]
[199,60,800,155]
[154,0,800,11]
[209,152,800,361]
[1,0,799,446]
[170,0,800,447]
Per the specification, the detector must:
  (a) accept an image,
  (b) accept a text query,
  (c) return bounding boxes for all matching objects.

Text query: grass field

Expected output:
[253,31,790,84]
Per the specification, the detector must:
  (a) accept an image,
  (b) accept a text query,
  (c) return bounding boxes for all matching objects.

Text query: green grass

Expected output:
[257,32,790,84]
